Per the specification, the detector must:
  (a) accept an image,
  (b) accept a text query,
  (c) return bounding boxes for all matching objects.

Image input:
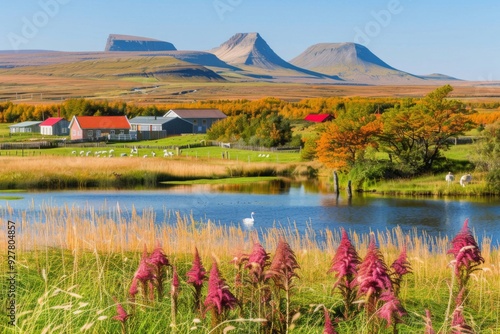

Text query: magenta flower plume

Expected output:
[391,244,412,277]
[390,243,412,297]
[323,308,338,334]
[265,239,300,286]
[112,297,130,323]
[448,219,484,276]
[204,261,239,315]
[148,245,170,269]
[328,228,360,287]
[187,247,207,313]
[245,242,270,283]
[356,234,392,299]
[129,278,138,298]
[424,309,435,334]
[134,248,154,283]
[187,247,207,288]
[377,291,407,327]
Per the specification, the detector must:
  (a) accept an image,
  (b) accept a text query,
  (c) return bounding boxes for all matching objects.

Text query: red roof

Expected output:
[304,114,333,122]
[72,116,130,129]
[40,117,65,126]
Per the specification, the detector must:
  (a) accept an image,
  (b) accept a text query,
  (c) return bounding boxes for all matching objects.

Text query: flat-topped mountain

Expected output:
[105,34,177,52]
[290,42,424,84]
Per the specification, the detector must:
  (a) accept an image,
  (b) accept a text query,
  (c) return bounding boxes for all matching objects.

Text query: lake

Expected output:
[1,182,499,245]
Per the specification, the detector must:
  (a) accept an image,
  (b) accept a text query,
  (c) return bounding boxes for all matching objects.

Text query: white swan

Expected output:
[243,212,255,225]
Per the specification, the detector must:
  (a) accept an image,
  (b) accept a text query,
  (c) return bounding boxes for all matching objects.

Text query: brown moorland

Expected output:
[2,74,500,104]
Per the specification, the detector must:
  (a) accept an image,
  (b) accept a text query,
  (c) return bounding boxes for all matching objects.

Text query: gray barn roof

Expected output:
[164,109,226,119]
[9,121,42,128]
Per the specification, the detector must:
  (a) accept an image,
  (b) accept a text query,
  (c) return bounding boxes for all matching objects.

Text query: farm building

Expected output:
[129,116,194,140]
[68,116,133,141]
[9,121,42,134]
[163,109,226,133]
[40,117,70,136]
[304,114,333,123]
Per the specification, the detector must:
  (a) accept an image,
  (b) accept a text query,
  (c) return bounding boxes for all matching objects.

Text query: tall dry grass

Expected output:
[0,156,296,189]
[0,204,498,332]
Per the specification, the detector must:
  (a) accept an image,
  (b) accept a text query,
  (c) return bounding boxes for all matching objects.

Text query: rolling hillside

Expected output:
[0,56,225,82]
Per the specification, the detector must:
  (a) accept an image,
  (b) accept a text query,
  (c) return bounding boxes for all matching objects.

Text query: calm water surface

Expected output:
[1,183,499,245]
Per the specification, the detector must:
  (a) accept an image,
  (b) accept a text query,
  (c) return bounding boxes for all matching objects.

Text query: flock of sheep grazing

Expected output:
[70,147,175,158]
[445,172,472,187]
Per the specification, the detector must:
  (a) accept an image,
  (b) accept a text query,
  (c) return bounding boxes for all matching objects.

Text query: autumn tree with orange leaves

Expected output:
[316,108,381,171]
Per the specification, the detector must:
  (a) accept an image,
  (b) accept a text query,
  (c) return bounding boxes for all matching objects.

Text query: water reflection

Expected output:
[1,180,499,244]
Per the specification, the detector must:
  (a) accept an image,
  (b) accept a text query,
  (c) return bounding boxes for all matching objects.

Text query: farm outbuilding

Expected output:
[163,109,226,133]
[40,117,70,136]
[68,116,132,141]
[9,121,42,134]
[304,114,333,123]
[129,116,194,140]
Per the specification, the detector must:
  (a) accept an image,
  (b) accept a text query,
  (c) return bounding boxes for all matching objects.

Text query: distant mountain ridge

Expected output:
[0,33,463,85]
[290,42,424,84]
[209,32,342,82]
[105,34,176,52]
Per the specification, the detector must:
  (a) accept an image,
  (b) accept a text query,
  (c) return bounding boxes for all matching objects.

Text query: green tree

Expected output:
[378,85,474,174]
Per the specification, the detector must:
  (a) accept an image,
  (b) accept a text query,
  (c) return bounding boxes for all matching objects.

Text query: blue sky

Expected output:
[1,0,499,80]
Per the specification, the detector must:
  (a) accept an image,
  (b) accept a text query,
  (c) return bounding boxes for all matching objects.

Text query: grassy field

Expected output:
[0,205,498,333]
[0,140,494,195]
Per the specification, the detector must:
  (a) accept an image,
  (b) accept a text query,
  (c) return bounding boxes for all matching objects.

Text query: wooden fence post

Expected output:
[347,180,352,198]
[333,171,340,197]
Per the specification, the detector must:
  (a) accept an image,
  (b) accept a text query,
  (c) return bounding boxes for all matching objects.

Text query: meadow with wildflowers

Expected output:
[0,205,499,333]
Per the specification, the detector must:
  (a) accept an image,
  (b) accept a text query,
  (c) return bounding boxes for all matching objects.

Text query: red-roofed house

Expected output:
[68,116,132,141]
[40,117,70,136]
[304,114,333,123]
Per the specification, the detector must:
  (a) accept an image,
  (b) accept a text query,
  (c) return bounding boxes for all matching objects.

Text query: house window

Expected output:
[62,128,68,134]
[88,130,93,138]
[193,120,197,125]
[110,130,115,135]
[202,120,207,125]
[120,130,124,135]
[72,130,76,136]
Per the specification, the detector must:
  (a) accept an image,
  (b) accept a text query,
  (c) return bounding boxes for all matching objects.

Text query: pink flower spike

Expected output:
[204,261,238,315]
[148,245,170,269]
[187,247,207,288]
[129,278,138,297]
[245,242,270,282]
[447,219,484,275]
[112,297,130,323]
[356,234,392,298]
[134,254,154,283]
[391,244,412,277]
[329,228,360,285]
[323,308,338,334]
[377,291,406,327]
